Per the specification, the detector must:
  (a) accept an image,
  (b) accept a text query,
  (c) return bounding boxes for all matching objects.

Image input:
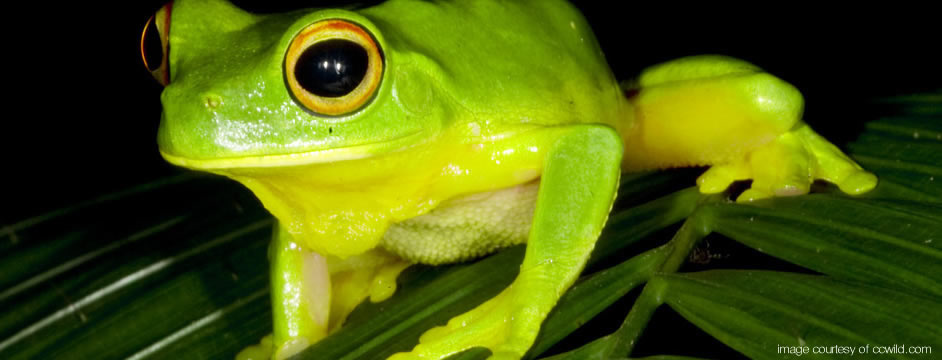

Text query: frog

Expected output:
[141,0,877,359]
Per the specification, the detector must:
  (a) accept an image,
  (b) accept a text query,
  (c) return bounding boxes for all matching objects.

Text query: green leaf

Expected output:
[1,175,275,359]
[526,245,671,358]
[701,195,942,297]
[653,271,942,360]
[849,116,942,200]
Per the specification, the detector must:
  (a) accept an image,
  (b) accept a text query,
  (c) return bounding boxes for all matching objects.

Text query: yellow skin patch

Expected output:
[216,125,552,259]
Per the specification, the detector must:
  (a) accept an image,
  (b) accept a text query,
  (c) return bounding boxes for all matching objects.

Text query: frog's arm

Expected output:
[390,125,623,359]
[268,225,329,359]
[621,55,877,201]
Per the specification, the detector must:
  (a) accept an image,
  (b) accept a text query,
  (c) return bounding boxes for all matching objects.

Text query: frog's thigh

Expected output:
[623,55,803,170]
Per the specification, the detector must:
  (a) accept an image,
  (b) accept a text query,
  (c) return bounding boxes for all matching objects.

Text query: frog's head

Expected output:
[143,0,619,257]
[144,0,447,171]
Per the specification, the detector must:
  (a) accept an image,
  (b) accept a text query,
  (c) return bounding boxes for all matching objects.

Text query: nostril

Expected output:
[204,94,223,109]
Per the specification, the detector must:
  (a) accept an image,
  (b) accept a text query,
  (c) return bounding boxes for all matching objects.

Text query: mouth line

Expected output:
[160,131,423,170]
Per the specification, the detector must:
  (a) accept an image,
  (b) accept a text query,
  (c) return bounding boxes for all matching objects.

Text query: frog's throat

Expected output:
[227,173,439,259]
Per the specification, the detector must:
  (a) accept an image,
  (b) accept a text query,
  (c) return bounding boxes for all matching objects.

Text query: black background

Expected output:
[5,1,940,222]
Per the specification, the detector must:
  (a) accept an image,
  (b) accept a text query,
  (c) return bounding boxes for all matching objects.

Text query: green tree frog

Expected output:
[141,0,877,359]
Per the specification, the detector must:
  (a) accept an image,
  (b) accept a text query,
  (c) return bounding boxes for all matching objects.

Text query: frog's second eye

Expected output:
[140,2,172,86]
[285,19,383,116]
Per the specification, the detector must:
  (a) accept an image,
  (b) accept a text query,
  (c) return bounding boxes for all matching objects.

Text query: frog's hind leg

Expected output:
[620,55,802,171]
[620,55,876,201]
[237,224,411,360]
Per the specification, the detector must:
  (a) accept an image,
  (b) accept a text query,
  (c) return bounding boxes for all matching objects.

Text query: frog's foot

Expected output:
[388,284,541,360]
[330,256,412,330]
[236,334,274,360]
[697,124,877,202]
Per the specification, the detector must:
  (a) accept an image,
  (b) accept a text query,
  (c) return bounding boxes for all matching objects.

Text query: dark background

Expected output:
[4,1,939,222]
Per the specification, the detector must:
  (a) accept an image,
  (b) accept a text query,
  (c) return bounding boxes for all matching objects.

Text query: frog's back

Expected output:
[361,0,626,131]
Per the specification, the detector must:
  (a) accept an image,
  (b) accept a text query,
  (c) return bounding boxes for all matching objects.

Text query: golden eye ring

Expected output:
[285,19,384,116]
[140,2,172,86]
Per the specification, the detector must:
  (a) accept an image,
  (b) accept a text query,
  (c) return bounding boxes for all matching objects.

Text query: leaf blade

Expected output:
[655,271,942,360]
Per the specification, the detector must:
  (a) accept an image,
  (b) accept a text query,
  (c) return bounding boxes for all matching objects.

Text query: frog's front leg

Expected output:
[390,126,623,360]
[622,55,877,201]
[238,225,410,360]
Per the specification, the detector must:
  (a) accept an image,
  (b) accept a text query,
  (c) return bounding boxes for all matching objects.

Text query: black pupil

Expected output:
[142,18,164,71]
[295,39,369,98]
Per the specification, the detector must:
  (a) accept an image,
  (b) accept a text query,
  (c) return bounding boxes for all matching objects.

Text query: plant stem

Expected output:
[609,209,711,357]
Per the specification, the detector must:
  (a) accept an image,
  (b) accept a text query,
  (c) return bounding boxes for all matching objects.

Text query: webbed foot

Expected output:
[388,282,540,360]
[697,124,877,201]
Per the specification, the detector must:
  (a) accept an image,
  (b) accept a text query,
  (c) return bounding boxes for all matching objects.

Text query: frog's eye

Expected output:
[140,3,172,86]
[285,19,383,116]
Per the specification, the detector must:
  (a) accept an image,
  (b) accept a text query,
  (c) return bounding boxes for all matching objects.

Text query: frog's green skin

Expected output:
[153,0,877,359]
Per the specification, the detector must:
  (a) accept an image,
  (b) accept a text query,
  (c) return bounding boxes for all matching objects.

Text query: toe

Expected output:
[837,170,878,195]
[797,124,877,195]
[418,325,453,344]
[698,162,751,194]
[388,352,421,360]
[736,188,773,202]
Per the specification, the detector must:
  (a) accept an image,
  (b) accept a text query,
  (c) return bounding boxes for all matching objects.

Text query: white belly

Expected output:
[381,180,539,264]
